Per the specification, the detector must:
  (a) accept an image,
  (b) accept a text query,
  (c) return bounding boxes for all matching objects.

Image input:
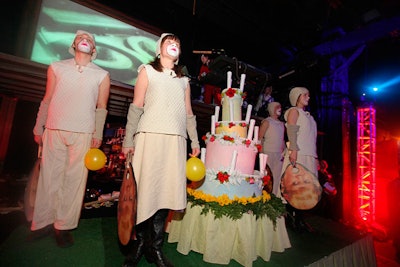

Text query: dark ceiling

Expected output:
[95,0,400,135]
[96,0,400,74]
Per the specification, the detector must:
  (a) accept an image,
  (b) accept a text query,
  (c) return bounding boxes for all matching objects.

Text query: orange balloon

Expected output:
[186,157,206,182]
[84,148,107,171]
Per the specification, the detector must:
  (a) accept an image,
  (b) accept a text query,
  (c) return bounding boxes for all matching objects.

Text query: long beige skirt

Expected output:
[132,132,187,224]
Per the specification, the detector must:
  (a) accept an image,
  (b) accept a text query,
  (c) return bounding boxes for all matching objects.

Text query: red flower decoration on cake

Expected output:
[243,139,251,147]
[228,122,235,128]
[225,88,236,98]
[216,171,230,183]
[256,144,262,152]
[223,135,234,142]
[216,122,220,128]
[238,122,247,127]
[203,135,216,142]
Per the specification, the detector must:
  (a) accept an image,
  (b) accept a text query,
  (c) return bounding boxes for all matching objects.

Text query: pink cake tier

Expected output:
[203,132,260,174]
[198,132,263,199]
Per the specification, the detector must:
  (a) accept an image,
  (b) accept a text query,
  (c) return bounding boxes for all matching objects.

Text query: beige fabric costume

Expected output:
[261,117,285,196]
[282,107,318,175]
[132,64,190,225]
[45,59,106,133]
[31,59,108,231]
[284,107,317,159]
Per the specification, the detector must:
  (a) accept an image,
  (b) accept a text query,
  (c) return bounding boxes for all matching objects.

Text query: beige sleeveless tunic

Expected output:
[46,58,108,133]
[282,107,318,178]
[133,64,190,225]
[261,117,285,195]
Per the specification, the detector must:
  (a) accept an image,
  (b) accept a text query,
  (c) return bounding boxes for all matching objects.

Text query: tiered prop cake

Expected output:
[197,72,270,199]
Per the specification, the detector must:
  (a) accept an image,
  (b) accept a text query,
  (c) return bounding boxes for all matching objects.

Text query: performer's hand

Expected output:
[289,150,298,166]
[34,135,43,146]
[189,147,200,158]
[91,138,102,148]
[122,147,134,157]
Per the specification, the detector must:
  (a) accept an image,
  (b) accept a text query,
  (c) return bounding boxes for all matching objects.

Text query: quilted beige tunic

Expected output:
[132,64,190,225]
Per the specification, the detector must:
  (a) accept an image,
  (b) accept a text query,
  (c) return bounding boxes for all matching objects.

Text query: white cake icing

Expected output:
[197,86,269,199]
[200,169,264,198]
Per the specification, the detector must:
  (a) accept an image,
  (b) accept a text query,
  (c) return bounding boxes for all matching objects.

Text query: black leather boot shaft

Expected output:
[145,209,174,267]
[122,221,148,267]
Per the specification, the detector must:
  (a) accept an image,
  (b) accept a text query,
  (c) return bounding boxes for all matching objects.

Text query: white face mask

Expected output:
[276,108,282,116]
[166,43,180,57]
[77,40,92,54]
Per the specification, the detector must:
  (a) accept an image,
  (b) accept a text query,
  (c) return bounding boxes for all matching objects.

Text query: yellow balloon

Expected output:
[84,148,107,171]
[186,157,206,182]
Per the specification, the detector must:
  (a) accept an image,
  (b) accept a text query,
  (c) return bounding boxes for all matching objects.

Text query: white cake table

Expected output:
[167,203,291,267]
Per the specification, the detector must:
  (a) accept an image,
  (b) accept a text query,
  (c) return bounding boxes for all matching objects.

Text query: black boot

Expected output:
[122,221,148,267]
[293,209,314,233]
[145,209,174,267]
[285,204,297,230]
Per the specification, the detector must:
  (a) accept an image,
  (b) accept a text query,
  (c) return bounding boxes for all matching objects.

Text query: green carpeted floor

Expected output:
[0,210,368,267]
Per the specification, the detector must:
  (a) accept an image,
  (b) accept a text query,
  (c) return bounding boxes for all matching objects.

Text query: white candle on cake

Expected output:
[229,150,238,174]
[229,99,234,122]
[211,115,216,134]
[263,154,268,175]
[201,147,206,163]
[259,153,265,174]
[247,119,255,140]
[254,126,259,141]
[227,71,232,89]
[245,104,252,124]
[239,73,246,92]
[214,106,220,122]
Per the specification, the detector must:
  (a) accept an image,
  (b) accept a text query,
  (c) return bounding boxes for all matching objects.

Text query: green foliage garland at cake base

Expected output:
[186,188,286,228]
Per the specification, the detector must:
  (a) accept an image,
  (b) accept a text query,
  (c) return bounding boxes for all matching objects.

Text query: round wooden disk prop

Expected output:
[280,163,322,210]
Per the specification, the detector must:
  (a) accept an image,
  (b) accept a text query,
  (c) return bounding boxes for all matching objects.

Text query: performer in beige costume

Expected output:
[280,86,321,232]
[31,30,110,247]
[258,102,285,196]
[283,87,318,174]
[121,33,200,267]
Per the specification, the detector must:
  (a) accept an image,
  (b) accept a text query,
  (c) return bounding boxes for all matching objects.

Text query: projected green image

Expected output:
[31,0,159,85]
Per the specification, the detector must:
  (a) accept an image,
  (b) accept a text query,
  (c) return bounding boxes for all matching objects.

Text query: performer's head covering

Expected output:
[289,87,308,107]
[267,102,280,116]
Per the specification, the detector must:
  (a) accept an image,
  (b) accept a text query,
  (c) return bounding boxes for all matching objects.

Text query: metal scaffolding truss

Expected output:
[356,105,376,222]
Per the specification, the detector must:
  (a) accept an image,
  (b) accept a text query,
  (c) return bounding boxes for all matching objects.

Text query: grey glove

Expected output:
[286,124,300,151]
[122,103,144,148]
[33,101,49,136]
[187,115,200,149]
[93,108,108,140]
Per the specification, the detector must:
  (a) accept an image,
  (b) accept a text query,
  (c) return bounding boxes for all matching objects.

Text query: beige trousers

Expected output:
[31,129,91,231]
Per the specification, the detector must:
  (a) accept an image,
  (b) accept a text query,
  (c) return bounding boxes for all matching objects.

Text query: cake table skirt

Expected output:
[167,203,291,267]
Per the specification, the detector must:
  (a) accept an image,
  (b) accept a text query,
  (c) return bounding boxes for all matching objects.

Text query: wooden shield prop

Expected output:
[24,146,42,222]
[117,153,137,245]
[280,162,322,210]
